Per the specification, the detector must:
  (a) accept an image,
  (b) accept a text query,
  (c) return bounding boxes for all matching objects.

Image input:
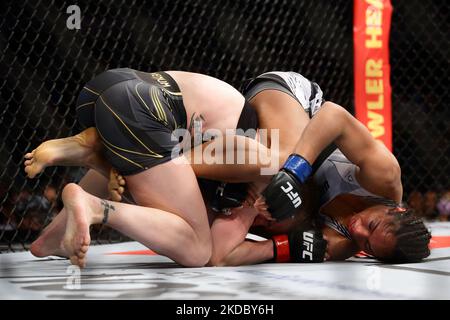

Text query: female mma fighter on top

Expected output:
[26,70,432,265]
[25,68,259,268]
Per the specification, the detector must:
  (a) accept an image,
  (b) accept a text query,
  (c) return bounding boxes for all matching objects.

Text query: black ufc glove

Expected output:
[210,182,247,214]
[272,228,327,263]
[261,154,312,220]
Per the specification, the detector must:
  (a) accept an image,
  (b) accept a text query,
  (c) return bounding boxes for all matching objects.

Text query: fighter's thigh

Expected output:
[250,90,310,156]
[125,156,210,236]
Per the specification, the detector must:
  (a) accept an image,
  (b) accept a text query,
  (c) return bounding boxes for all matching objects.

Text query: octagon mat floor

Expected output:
[1,222,449,300]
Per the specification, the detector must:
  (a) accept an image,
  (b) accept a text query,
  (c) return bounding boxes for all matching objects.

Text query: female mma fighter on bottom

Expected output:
[201,71,430,265]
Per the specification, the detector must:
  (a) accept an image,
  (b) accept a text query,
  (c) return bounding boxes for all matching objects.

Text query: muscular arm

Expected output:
[294,102,402,202]
[188,90,311,184]
[187,135,275,183]
[207,207,273,266]
[210,239,274,266]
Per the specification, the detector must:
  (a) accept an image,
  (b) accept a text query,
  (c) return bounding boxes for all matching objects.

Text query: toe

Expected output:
[25,168,35,178]
[78,257,87,269]
[111,191,122,202]
[80,244,89,254]
[70,256,79,266]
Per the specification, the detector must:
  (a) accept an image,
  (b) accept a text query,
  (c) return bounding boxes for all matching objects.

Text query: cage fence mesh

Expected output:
[0,0,448,251]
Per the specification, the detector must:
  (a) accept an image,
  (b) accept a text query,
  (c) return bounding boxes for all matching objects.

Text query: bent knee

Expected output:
[207,253,229,267]
[181,249,211,268]
[180,242,212,267]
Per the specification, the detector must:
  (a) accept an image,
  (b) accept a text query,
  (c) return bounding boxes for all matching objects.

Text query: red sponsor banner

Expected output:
[354,0,393,150]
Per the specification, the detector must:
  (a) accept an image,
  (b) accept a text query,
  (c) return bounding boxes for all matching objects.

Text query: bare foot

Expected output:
[61,183,101,268]
[30,234,69,258]
[24,142,57,179]
[24,127,110,178]
[108,168,126,202]
[30,209,70,258]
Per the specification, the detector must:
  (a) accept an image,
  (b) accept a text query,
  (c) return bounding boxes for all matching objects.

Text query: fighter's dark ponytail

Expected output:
[381,208,431,263]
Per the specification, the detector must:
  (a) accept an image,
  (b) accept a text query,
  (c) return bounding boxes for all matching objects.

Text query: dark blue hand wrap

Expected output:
[282,154,312,184]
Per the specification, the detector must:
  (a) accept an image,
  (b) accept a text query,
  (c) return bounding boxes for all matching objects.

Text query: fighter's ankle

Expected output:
[98,199,116,225]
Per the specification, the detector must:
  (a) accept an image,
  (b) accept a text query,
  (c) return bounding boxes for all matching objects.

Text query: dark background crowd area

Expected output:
[0,0,448,250]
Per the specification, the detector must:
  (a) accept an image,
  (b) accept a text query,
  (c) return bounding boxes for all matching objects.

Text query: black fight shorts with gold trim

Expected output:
[76,68,187,175]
